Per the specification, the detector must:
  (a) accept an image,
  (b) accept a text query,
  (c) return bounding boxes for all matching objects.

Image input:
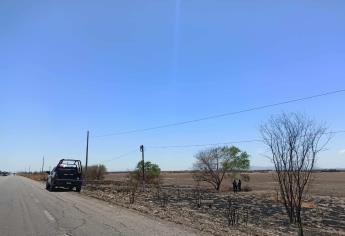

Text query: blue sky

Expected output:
[1,0,345,172]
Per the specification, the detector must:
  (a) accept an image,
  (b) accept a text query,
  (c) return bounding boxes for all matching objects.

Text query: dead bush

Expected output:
[83,165,107,180]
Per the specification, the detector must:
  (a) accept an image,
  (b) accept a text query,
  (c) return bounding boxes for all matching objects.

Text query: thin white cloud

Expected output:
[339,149,345,155]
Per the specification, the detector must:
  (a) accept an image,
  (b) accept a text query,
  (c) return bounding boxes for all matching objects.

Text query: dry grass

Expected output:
[18,173,48,181]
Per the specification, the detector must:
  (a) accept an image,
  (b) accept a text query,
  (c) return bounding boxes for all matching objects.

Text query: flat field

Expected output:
[105,171,345,197]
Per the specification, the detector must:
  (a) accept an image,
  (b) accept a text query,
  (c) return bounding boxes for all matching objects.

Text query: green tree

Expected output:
[131,161,161,185]
[193,146,250,191]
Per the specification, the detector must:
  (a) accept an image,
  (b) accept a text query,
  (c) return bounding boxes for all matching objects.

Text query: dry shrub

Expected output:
[18,172,48,181]
[84,165,107,180]
[127,174,139,204]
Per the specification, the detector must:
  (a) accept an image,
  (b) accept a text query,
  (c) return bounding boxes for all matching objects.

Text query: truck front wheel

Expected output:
[49,183,55,192]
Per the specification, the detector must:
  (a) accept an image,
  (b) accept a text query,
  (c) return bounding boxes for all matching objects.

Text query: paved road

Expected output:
[0,176,201,236]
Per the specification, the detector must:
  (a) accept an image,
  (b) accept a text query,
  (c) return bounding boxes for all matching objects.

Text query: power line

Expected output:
[94,130,345,164]
[93,89,345,138]
[101,149,138,163]
[147,139,262,149]
[147,130,345,150]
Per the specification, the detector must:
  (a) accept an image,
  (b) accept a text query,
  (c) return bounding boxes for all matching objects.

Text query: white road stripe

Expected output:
[44,210,55,222]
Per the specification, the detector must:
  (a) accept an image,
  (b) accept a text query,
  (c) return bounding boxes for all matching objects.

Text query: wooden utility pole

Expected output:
[41,156,45,173]
[85,131,89,180]
[140,145,145,191]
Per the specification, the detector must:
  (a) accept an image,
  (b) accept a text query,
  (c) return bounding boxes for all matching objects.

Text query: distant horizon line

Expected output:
[105,167,345,173]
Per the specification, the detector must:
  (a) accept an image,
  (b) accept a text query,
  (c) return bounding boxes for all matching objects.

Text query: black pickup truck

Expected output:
[46,159,83,192]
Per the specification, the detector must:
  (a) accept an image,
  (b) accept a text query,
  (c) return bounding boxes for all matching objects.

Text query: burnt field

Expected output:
[79,171,345,235]
[20,170,345,235]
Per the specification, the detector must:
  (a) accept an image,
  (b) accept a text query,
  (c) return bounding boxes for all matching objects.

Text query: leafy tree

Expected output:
[130,161,161,185]
[193,146,250,191]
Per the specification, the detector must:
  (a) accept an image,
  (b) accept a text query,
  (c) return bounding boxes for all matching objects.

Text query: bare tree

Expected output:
[261,113,330,236]
[193,146,250,191]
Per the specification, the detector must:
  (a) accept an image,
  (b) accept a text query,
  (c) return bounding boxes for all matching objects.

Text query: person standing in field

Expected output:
[232,179,237,193]
[238,179,242,192]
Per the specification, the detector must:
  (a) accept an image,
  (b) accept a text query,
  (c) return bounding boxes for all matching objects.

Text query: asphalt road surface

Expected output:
[0,176,202,236]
